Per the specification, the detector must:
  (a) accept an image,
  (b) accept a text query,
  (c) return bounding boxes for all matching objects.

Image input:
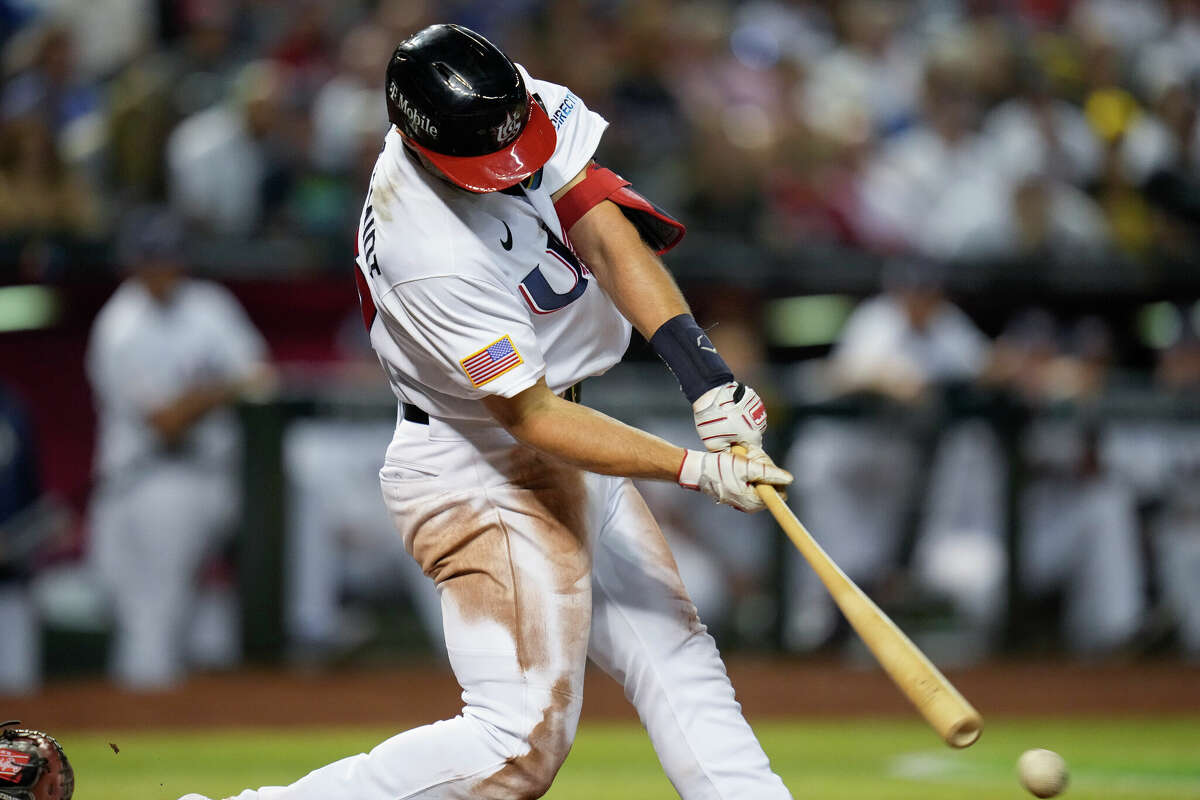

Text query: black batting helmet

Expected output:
[385,24,556,192]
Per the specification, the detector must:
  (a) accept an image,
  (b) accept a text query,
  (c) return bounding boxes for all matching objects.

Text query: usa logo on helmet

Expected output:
[494,109,522,145]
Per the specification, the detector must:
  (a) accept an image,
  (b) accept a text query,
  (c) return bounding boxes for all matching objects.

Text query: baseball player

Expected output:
[87,209,271,690]
[181,24,792,800]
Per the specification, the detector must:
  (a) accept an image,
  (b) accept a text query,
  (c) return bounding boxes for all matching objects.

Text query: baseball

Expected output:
[1017,748,1068,797]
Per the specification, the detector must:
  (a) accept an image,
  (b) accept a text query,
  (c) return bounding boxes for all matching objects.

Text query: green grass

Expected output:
[66,717,1200,799]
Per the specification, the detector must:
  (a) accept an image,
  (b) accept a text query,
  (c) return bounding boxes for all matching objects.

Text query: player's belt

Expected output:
[401,383,581,427]
[402,404,430,425]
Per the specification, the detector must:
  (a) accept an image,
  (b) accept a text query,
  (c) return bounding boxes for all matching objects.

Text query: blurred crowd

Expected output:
[2,0,1200,280]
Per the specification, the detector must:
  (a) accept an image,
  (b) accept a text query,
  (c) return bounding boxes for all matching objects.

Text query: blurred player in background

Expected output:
[86,208,273,690]
[284,312,443,661]
[1146,330,1200,659]
[995,311,1146,655]
[180,23,793,800]
[785,259,1004,653]
[0,379,43,694]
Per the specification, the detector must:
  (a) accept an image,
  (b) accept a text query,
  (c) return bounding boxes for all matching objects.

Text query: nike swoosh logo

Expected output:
[697,333,718,354]
[500,221,513,251]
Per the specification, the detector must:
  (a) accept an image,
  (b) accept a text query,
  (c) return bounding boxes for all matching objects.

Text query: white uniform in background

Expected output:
[284,419,443,653]
[1104,421,1200,656]
[1020,421,1145,654]
[785,295,1004,652]
[87,279,267,689]
[222,67,790,800]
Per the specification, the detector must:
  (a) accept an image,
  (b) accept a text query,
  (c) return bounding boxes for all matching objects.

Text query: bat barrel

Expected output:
[946,715,983,749]
[737,446,985,749]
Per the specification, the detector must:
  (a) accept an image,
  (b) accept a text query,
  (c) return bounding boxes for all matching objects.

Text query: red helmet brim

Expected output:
[409,95,557,193]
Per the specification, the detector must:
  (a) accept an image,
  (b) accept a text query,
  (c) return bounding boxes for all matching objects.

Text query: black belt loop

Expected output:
[402,404,430,425]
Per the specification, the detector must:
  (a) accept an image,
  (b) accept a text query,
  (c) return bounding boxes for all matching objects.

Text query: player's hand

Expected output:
[234,363,280,402]
[692,381,768,459]
[677,449,792,513]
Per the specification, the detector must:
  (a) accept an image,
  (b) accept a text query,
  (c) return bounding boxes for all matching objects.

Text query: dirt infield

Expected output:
[4,658,1198,732]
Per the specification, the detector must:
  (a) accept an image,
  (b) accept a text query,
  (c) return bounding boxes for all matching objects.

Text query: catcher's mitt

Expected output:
[0,722,73,800]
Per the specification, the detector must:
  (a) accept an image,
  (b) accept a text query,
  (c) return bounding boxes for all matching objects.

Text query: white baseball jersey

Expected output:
[87,278,267,481]
[353,66,631,432]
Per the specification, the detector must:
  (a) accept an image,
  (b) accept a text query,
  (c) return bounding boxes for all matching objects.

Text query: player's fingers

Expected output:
[739,443,770,462]
[756,463,793,486]
[738,456,792,486]
[727,495,763,513]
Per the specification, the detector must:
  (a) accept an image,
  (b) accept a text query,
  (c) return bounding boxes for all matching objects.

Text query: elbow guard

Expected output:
[553,163,686,255]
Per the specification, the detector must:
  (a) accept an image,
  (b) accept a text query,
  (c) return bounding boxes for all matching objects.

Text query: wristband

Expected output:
[649,314,733,403]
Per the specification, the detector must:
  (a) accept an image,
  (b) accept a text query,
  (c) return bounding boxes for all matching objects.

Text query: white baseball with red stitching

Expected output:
[677,449,792,512]
[693,381,768,456]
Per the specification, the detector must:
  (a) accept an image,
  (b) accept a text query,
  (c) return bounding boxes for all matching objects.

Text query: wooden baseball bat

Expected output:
[735,446,983,748]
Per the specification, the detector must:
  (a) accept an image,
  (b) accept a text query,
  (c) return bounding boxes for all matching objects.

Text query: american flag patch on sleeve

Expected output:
[460,335,524,387]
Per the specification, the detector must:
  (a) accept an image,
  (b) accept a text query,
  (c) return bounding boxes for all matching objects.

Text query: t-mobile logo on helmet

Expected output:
[494,109,522,145]
[393,85,439,137]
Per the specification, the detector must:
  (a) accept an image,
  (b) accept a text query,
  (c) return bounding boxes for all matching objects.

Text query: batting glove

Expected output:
[693,381,769,458]
[677,449,792,513]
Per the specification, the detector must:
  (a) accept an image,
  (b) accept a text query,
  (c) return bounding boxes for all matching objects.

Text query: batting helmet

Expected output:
[385,24,556,192]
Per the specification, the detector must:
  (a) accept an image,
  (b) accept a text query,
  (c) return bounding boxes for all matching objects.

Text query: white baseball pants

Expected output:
[226,416,791,800]
[90,465,238,690]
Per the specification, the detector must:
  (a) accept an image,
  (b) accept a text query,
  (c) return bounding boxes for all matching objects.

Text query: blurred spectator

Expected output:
[1,21,100,138]
[962,175,1110,263]
[267,0,335,92]
[1120,74,1199,186]
[0,380,43,694]
[24,0,153,79]
[596,4,694,212]
[1080,33,1159,258]
[166,59,297,236]
[802,0,920,136]
[0,112,102,237]
[856,52,1006,258]
[998,312,1146,655]
[168,0,249,118]
[784,260,999,651]
[1070,0,1170,57]
[982,64,1101,186]
[309,24,390,174]
[85,208,273,689]
[106,52,176,205]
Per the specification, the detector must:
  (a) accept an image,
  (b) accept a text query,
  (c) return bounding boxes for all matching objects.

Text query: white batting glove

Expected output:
[693,381,769,458]
[677,449,792,513]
